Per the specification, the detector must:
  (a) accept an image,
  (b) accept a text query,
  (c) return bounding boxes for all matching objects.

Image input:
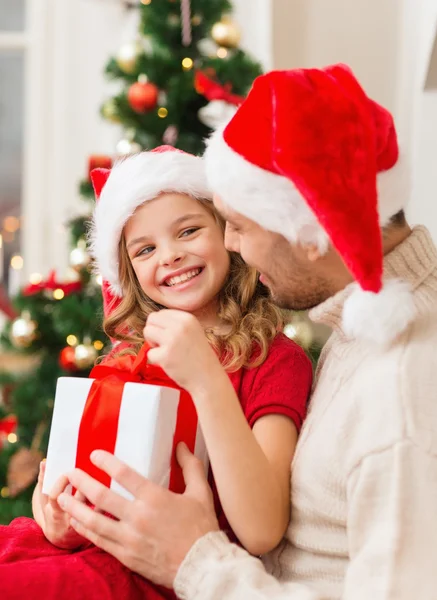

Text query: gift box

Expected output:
[43,345,207,500]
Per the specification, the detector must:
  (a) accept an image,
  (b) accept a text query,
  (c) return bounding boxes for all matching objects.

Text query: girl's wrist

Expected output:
[187,360,230,401]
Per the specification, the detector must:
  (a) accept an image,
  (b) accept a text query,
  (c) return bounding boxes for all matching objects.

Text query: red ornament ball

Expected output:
[128,81,159,113]
[59,346,77,372]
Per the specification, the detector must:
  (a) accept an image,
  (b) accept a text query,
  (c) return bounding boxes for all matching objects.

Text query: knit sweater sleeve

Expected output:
[175,439,437,600]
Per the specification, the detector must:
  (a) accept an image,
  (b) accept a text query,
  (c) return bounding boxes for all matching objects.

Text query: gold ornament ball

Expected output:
[116,41,141,74]
[10,312,38,349]
[211,16,241,48]
[284,320,313,350]
[102,99,121,123]
[74,342,98,370]
[70,241,91,272]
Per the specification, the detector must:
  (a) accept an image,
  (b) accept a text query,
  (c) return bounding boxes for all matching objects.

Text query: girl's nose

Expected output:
[159,248,184,267]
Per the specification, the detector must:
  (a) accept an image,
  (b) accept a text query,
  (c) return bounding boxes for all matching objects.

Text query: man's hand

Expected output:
[32,461,88,550]
[59,443,219,588]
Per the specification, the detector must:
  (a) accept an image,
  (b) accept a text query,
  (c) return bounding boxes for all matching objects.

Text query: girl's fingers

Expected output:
[49,474,70,501]
[143,322,169,346]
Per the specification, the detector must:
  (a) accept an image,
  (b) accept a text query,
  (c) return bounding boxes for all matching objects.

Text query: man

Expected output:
[60,64,437,599]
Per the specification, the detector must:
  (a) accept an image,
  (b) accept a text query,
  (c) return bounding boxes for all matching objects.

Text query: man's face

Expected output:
[213,195,334,311]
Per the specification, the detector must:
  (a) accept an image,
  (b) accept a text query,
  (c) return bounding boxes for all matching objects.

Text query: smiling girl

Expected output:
[0,146,312,600]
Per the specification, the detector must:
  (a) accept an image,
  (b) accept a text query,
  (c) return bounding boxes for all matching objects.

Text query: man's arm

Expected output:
[175,440,437,600]
[59,441,436,600]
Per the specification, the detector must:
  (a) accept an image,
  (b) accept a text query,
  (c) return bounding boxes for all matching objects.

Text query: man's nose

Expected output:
[224,226,239,253]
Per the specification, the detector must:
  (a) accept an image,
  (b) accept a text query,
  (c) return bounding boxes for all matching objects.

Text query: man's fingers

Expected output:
[74,488,87,503]
[90,450,162,500]
[59,494,122,546]
[176,443,212,503]
[69,516,124,560]
[65,468,128,519]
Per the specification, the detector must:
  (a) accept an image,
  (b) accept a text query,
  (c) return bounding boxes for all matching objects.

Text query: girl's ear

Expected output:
[90,168,111,201]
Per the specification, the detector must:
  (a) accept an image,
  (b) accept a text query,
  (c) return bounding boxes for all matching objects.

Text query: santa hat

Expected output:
[90,146,211,307]
[204,64,417,345]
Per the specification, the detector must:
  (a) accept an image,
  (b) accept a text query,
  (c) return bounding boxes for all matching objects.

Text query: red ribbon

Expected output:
[195,70,245,106]
[23,270,82,297]
[75,344,198,494]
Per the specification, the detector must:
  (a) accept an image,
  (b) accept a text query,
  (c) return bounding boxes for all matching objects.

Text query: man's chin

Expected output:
[269,288,320,312]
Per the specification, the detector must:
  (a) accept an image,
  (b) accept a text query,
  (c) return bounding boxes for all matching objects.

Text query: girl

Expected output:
[0,146,312,600]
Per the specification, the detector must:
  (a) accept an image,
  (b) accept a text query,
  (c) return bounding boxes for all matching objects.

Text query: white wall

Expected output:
[406,0,437,240]
[22,0,130,279]
[233,0,273,70]
[271,0,437,241]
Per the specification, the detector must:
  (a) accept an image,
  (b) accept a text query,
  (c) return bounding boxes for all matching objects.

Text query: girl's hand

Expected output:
[144,309,225,395]
[33,461,88,550]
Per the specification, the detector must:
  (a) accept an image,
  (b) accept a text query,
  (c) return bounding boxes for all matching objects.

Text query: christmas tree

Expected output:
[0,0,320,524]
[0,0,264,524]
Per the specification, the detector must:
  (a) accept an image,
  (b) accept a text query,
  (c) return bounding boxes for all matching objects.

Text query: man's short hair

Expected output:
[389,210,407,228]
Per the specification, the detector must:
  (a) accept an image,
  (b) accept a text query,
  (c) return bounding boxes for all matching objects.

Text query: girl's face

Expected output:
[124,192,230,321]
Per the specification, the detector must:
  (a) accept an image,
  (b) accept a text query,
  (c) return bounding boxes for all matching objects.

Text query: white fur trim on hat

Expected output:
[90,151,211,297]
[342,279,417,345]
[204,126,330,252]
[204,127,410,248]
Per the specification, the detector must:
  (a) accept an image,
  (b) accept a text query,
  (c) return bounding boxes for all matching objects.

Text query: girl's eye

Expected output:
[180,227,199,237]
[137,245,155,257]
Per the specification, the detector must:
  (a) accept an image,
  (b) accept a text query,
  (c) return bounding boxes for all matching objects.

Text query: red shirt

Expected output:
[211,333,313,541]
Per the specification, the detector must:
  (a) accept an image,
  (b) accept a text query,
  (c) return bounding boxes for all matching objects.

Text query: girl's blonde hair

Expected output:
[104,198,283,371]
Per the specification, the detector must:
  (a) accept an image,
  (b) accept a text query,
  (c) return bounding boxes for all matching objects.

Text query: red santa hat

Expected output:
[90,146,211,309]
[204,64,417,345]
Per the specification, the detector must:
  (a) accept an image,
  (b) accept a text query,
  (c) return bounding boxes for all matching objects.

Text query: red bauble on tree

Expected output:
[128,78,159,113]
[59,346,77,372]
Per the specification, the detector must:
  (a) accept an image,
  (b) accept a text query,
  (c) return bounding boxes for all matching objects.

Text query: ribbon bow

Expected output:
[76,344,198,493]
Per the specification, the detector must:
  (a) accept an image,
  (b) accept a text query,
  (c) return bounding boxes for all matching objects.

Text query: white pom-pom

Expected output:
[342,279,417,345]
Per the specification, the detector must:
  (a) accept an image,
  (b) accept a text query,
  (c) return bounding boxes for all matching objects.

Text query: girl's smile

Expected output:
[124,192,230,327]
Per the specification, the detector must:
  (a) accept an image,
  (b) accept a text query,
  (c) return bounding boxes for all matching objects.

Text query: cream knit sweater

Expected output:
[174,226,437,600]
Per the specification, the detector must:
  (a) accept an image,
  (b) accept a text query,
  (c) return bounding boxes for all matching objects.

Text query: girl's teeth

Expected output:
[167,269,200,287]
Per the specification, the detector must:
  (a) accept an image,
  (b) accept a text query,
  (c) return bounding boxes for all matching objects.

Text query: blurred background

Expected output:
[0,0,436,521]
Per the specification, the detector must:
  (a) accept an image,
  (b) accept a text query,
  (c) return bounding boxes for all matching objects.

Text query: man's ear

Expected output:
[305,244,323,262]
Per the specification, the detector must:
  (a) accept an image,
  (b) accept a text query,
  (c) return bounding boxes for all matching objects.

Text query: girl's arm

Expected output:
[144,311,311,556]
[192,370,297,556]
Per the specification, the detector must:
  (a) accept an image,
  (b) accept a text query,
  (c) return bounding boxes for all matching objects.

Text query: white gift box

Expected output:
[43,377,208,500]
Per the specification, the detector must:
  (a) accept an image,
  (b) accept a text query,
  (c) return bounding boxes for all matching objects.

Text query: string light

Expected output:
[67,335,78,346]
[53,289,65,300]
[93,340,104,351]
[10,255,23,270]
[141,0,151,4]
[7,433,17,444]
[182,57,194,70]
[158,107,168,118]
[217,47,228,59]
[0,487,9,498]
[3,216,20,233]
[95,275,103,286]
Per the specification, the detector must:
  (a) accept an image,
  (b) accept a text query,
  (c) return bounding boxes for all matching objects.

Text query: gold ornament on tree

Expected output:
[284,316,314,350]
[115,40,142,74]
[211,16,241,48]
[102,99,121,123]
[7,422,45,497]
[70,239,91,272]
[10,311,38,349]
[74,337,98,370]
